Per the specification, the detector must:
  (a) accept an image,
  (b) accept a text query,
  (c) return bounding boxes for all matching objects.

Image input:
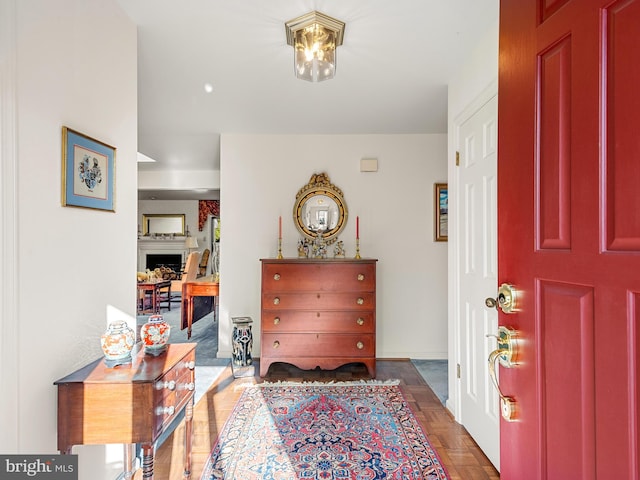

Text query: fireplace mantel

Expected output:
[138,238,187,271]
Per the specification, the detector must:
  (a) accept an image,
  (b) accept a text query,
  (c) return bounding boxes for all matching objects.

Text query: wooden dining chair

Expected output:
[158,251,200,309]
[198,248,210,276]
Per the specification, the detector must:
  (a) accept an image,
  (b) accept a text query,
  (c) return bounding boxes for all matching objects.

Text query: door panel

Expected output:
[538,281,595,479]
[499,0,640,478]
[604,0,640,250]
[459,95,500,468]
[537,36,571,250]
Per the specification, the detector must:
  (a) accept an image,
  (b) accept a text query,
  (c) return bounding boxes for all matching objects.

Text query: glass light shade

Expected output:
[285,11,345,83]
[293,26,336,82]
[185,236,198,249]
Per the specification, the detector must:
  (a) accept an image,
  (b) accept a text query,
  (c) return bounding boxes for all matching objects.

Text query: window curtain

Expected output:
[198,200,219,231]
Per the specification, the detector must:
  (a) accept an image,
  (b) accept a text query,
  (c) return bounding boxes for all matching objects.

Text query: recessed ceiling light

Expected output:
[204,82,214,93]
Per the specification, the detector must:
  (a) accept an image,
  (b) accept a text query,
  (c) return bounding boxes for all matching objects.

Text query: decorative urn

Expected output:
[100,320,135,367]
[140,314,171,355]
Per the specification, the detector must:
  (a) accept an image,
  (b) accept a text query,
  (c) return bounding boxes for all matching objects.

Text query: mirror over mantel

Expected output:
[142,214,186,236]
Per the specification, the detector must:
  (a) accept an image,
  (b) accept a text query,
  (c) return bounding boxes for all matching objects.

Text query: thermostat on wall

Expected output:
[360,158,378,172]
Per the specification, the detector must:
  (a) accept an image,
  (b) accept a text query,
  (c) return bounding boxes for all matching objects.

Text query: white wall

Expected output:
[219,134,448,361]
[447,14,499,416]
[1,1,137,478]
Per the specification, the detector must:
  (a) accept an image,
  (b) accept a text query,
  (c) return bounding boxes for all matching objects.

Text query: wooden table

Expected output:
[182,277,219,339]
[54,343,197,480]
[137,279,171,314]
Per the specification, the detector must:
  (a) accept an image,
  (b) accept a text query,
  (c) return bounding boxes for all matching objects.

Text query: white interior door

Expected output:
[457,94,499,469]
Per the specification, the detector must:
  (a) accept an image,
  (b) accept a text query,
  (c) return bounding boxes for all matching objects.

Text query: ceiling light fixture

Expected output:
[285,11,345,82]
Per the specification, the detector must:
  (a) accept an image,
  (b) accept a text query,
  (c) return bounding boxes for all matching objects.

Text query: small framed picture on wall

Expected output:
[62,126,116,212]
[434,183,448,242]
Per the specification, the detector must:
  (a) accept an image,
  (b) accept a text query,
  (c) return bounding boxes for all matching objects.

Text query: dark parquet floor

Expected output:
[138,359,500,480]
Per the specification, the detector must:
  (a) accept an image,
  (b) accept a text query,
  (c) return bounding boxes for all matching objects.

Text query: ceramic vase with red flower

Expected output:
[140,314,171,355]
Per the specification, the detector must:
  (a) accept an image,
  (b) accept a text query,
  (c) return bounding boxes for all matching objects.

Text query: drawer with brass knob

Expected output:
[262,292,375,310]
[261,333,374,357]
[262,262,375,292]
[261,311,374,333]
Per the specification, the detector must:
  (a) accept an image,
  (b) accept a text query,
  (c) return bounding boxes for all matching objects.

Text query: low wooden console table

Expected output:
[54,343,196,480]
[137,279,171,314]
[182,276,219,339]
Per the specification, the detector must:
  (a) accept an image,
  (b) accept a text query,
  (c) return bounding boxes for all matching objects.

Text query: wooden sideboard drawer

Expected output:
[262,262,375,292]
[262,333,375,357]
[261,311,375,333]
[262,292,375,310]
[152,350,195,434]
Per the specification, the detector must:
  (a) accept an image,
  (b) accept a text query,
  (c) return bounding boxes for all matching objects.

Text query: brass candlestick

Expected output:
[277,238,283,259]
[355,238,361,259]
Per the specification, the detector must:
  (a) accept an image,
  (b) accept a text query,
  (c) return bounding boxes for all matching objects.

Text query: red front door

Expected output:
[498,0,640,478]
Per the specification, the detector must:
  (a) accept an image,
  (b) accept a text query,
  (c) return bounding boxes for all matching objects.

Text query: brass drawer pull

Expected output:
[184,361,195,370]
[357,297,364,305]
[274,317,280,325]
[356,341,364,350]
[155,380,176,391]
[185,382,195,391]
[273,340,280,349]
[273,297,280,305]
[274,273,281,280]
[155,405,175,416]
[357,273,365,281]
[357,318,364,326]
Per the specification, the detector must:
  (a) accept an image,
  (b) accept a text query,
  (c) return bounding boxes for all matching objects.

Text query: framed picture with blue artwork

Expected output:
[434,183,448,242]
[62,126,116,212]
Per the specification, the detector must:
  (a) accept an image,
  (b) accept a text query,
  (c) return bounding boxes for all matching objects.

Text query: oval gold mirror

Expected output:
[293,173,347,244]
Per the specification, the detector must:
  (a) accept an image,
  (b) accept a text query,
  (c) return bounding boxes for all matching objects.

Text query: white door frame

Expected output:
[447,79,498,420]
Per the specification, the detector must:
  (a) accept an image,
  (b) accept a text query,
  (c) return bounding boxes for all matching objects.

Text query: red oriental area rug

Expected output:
[201,380,450,479]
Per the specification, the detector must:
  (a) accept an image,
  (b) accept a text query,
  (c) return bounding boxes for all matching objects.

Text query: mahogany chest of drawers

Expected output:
[54,342,197,479]
[260,258,377,377]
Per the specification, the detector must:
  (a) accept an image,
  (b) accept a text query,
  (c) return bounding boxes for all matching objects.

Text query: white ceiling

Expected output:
[118,0,499,199]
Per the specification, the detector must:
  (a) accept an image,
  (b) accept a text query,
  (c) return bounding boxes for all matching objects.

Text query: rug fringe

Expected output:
[236,379,401,389]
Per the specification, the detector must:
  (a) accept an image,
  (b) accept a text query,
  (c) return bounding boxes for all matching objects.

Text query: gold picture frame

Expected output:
[62,126,116,212]
[435,183,448,242]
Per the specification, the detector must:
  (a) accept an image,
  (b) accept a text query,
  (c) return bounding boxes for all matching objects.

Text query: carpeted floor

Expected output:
[200,381,450,480]
[411,359,448,405]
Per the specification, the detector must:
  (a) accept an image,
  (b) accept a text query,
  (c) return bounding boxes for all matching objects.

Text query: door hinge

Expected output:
[455,151,460,166]
[456,363,461,379]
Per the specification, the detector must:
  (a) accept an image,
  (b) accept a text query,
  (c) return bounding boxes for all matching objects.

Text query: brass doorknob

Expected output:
[485,283,518,314]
